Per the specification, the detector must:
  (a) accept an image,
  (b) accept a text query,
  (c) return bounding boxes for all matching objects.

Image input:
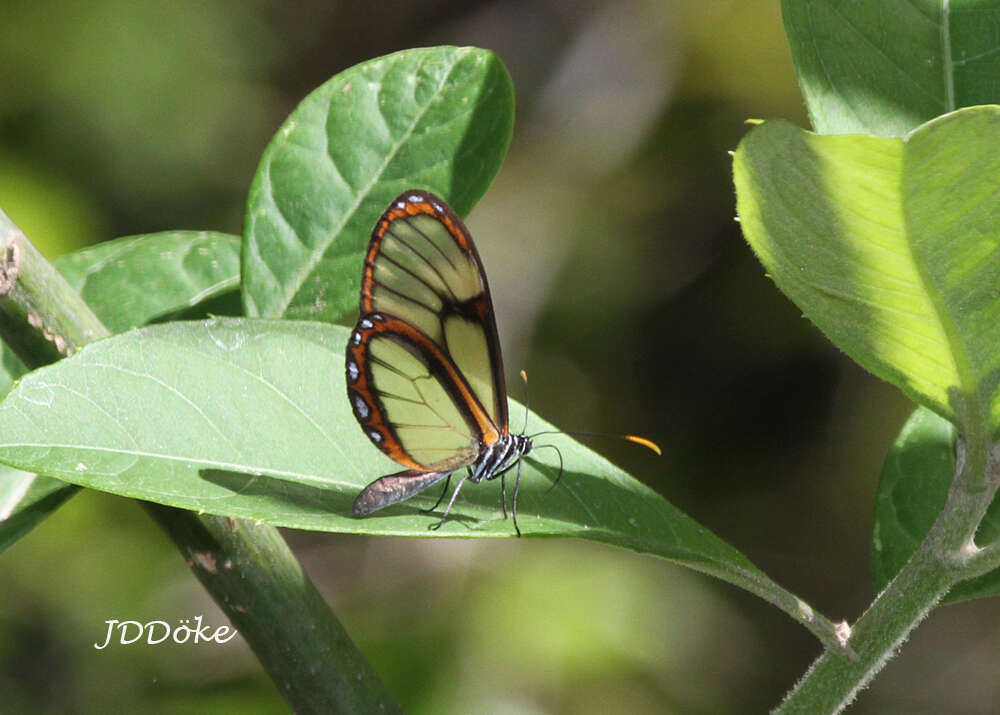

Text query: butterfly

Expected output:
[346,190,534,534]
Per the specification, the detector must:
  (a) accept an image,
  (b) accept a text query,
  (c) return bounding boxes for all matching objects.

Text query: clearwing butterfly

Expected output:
[346,190,533,534]
[346,190,659,535]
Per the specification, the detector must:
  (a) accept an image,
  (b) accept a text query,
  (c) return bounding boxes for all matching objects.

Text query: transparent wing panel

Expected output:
[367,335,477,469]
[443,314,496,430]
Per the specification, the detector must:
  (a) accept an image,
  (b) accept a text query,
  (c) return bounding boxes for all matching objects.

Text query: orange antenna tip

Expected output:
[624,435,662,455]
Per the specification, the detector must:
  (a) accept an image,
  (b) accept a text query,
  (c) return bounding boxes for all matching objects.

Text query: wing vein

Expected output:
[403,217,460,272]
[371,277,441,315]
[384,226,460,302]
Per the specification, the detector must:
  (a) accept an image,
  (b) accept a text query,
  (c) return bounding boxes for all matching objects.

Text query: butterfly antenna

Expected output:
[528,429,662,455]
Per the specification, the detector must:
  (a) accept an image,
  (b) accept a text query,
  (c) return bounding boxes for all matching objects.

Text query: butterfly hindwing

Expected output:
[346,312,499,472]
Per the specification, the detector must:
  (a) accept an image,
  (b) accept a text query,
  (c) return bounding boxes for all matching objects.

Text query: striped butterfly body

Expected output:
[346,190,532,534]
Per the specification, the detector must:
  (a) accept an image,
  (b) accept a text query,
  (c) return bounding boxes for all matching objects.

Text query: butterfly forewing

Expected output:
[362,191,509,430]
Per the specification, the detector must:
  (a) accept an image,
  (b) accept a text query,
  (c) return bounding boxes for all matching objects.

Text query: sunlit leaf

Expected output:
[733,106,1000,435]
[242,46,514,321]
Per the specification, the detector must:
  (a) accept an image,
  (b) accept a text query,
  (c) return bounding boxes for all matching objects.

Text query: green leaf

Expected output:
[0,230,241,551]
[872,406,1000,603]
[0,318,768,582]
[733,106,1000,435]
[782,0,1000,136]
[242,46,514,321]
[54,230,241,332]
[0,469,77,553]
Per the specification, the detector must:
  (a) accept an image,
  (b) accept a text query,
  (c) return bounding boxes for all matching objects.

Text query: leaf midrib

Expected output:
[271,52,466,317]
[900,156,977,420]
[940,0,955,112]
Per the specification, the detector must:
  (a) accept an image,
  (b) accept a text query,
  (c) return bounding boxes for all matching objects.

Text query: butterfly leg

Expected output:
[500,472,508,519]
[419,473,453,514]
[511,457,523,537]
[429,471,473,531]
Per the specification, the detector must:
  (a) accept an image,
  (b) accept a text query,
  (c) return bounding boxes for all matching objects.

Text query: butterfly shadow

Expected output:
[198,468,483,527]
[198,458,658,537]
[199,468,356,518]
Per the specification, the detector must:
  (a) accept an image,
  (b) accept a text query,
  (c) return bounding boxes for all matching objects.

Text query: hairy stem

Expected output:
[776,415,996,713]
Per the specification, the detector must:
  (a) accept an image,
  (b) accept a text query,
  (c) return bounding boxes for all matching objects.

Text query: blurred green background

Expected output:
[2,1,998,713]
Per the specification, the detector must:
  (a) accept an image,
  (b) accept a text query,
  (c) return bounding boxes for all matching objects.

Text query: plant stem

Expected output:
[776,423,996,713]
[0,212,105,362]
[0,209,402,714]
[148,507,400,713]
[775,534,954,713]
[710,562,855,659]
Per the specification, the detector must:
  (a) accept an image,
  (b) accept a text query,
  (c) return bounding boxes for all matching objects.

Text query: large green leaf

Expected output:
[0,318,767,584]
[242,46,514,322]
[54,230,241,332]
[872,406,1000,602]
[0,230,241,552]
[783,0,1000,136]
[733,106,1000,435]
